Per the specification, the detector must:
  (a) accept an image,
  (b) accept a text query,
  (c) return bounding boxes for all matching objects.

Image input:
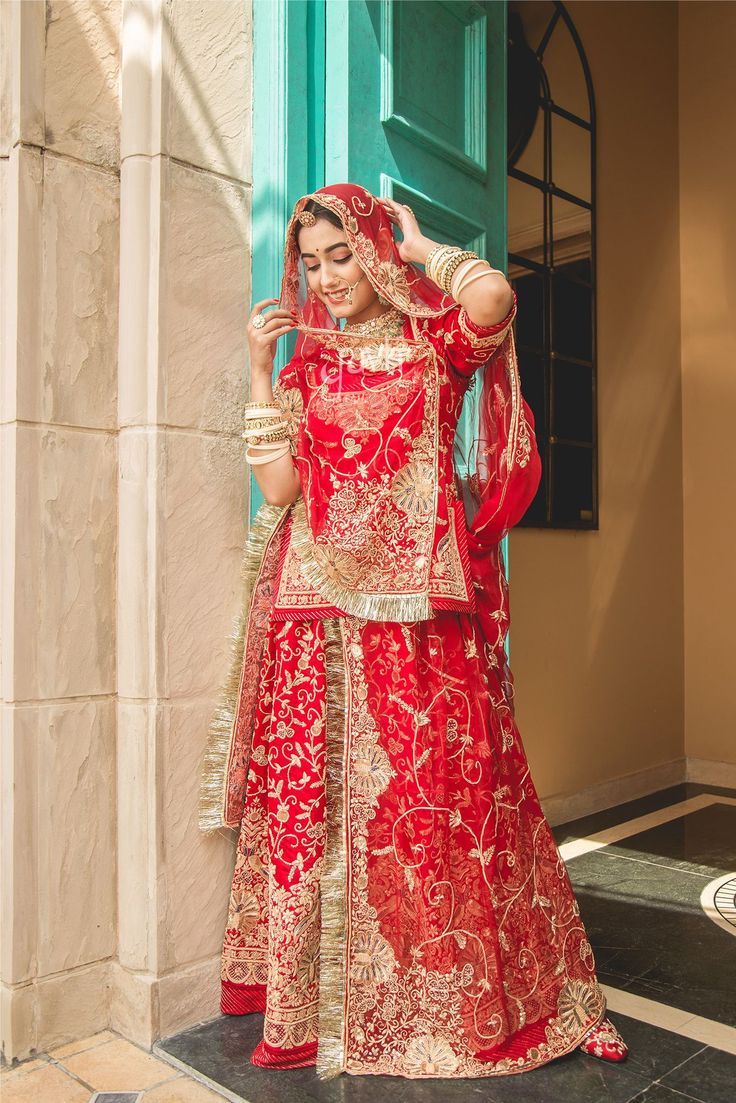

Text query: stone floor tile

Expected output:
[50,1031,118,1059]
[60,1038,180,1092]
[0,1062,90,1103]
[0,1058,49,1079]
[143,1073,232,1101]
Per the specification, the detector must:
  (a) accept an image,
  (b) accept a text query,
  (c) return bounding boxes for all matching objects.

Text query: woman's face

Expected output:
[297,217,381,321]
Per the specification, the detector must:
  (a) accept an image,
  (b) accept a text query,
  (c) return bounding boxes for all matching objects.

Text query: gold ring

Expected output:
[252,313,266,329]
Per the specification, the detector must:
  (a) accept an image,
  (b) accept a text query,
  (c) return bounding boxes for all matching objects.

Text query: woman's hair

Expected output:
[294,198,344,253]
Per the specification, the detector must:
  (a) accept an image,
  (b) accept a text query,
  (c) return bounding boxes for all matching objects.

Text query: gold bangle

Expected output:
[425,244,479,293]
[242,417,288,432]
[436,250,478,294]
[241,427,288,444]
[425,244,458,286]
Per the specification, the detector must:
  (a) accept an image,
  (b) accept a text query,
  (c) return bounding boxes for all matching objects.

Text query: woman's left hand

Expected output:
[377,196,428,264]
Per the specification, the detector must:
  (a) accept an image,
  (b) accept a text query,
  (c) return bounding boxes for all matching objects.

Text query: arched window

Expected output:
[508,1,597,529]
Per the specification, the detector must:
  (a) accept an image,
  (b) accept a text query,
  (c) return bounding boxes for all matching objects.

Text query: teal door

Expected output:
[325,0,508,489]
[252,0,509,546]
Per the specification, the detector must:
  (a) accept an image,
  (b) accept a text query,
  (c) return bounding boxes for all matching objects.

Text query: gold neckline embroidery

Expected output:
[343,306,405,339]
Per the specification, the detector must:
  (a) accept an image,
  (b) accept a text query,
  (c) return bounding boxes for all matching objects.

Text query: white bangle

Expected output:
[452,260,507,299]
[243,406,282,420]
[245,442,292,465]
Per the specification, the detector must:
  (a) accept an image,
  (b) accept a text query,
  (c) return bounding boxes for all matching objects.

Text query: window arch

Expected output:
[507,1,597,529]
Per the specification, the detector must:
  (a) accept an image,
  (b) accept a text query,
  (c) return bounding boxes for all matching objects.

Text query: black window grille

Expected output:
[508,0,597,529]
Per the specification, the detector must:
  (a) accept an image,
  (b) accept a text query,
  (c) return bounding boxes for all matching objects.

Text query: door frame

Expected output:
[251,0,326,516]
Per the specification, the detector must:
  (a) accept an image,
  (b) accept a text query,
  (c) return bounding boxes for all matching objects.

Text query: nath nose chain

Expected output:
[326,272,365,305]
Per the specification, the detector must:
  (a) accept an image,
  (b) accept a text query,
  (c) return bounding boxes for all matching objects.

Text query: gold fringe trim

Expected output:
[289,497,433,623]
[316,617,350,1080]
[198,501,290,835]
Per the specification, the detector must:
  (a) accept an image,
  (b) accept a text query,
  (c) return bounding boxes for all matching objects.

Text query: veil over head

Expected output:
[279,183,456,354]
[278,182,541,553]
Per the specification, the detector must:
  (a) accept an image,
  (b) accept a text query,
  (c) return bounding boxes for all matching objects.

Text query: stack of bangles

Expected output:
[424,244,507,299]
[241,401,291,465]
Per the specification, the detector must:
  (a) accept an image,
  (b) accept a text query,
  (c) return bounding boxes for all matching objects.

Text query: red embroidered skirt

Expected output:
[219,607,606,1079]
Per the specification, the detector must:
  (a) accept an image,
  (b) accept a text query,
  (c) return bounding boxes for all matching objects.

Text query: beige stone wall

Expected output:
[1,0,252,1063]
[1,0,121,1063]
[508,2,687,804]
[679,1,736,767]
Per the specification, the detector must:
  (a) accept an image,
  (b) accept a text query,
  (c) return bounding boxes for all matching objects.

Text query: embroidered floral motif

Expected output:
[350,740,394,796]
[391,460,435,518]
[273,379,303,456]
[403,1034,460,1076]
[557,979,602,1032]
[350,931,397,984]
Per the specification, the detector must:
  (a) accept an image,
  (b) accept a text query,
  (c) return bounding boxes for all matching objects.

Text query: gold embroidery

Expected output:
[198,502,290,833]
[403,1034,460,1077]
[289,498,433,622]
[221,619,328,1052]
[316,617,350,1078]
[272,379,303,456]
[456,303,516,351]
[284,349,442,622]
[313,618,608,1079]
[311,377,418,432]
[391,460,435,517]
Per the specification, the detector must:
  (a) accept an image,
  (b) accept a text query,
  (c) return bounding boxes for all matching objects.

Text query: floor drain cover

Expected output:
[90,1094,143,1102]
[700,872,736,936]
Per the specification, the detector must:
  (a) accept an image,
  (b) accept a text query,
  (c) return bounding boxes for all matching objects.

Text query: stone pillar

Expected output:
[113,0,252,1047]
[1,0,121,1061]
[1,0,252,1061]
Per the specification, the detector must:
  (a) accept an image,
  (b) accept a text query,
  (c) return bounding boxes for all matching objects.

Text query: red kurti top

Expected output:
[269,298,523,624]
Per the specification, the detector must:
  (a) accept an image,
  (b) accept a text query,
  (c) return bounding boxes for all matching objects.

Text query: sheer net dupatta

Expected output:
[463,308,542,555]
[198,504,292,833]
[278,183,456,359]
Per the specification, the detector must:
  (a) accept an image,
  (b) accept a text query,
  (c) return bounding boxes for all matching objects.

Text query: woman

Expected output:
[198,183,628,1080]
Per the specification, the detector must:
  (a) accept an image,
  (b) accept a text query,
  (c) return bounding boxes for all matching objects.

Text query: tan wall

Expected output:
[679,1,736,766]
[508,2,686,802]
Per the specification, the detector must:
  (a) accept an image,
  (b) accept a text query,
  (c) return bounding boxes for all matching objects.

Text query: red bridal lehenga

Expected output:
[198,184,613,1080]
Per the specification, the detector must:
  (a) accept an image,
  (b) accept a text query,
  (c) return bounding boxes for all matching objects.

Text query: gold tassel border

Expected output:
[198,501,290,835]
[316,616,350,1080]
[289,497,433,623]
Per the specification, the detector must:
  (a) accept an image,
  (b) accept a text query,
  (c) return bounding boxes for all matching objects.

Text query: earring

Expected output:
[377,292,390,306]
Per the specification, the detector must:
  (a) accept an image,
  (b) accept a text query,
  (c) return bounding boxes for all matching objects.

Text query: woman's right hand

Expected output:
[247,298,298,374]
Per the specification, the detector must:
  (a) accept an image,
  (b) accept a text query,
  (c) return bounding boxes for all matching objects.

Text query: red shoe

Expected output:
[578,1016,628,1061]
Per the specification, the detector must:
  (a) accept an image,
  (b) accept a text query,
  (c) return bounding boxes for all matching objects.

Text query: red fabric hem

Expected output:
[250,1037,318,1069]
[474,1011,556,1063]
[220,980,266,1016]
